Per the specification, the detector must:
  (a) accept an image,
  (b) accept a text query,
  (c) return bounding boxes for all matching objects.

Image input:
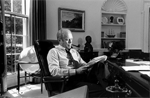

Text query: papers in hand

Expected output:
[86,55,107,68]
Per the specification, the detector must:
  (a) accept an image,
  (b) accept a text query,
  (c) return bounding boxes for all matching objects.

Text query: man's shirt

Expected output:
[47,45,87,77]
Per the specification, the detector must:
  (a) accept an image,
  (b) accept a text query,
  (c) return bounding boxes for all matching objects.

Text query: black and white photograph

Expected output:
[0,0,150,98]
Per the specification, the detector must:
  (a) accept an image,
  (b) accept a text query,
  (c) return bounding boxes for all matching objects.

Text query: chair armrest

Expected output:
[43,76,69,82]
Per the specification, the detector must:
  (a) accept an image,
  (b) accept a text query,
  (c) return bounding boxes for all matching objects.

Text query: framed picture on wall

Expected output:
[58,7,85,32]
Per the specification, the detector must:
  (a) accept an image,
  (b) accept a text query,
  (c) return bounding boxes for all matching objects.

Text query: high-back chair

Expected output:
[34,40,68,97]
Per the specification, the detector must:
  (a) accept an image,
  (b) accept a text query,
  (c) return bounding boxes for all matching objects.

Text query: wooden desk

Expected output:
[106,60,150,98]
[125,59,150,66]
[50,85,88,98]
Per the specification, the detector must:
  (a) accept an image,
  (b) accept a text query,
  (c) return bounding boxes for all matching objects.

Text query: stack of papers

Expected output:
[131,61,150,65]
[126,59,150,66]
[122,65,150,71]
[122,65,150,77]
[139,71,150,77]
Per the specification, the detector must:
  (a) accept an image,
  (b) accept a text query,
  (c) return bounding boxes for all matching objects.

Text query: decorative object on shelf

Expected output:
[117,17,124,25]
[108,41,114,50]
[102,40,115,49]
[120,32,126,38]
[58,7,85,32]
[101,40,111,48]
[102,17,108,24]
[101,31,104,37]
[106,41,125,60]
[109,16,114,24]
[107,34,115,38]
[106,29,115,38]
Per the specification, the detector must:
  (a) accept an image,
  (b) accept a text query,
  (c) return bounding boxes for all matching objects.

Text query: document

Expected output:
[139,71,150,77]
[85,55,107,68]
[126,59,150,66]
[122,65,150,71]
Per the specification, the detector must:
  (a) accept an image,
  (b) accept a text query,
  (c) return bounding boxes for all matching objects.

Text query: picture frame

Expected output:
[58,7,85,32]
[117,17,124,25]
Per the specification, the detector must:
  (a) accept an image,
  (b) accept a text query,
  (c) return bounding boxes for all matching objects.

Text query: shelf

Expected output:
[102,24,125,26]
[101,11,126,15]
[101,37,125,40]
[101,7,126,49]
[101,0,127,49]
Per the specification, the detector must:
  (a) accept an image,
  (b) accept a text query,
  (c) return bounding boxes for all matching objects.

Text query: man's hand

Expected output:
[76,66,87,74]
[72,60,80,68]
[100,55,107,62]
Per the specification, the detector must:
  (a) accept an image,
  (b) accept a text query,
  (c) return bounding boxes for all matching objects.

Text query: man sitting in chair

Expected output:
[47,28,107,97]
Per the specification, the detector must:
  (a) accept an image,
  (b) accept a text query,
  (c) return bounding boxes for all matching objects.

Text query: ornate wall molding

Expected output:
[101,0,127,12]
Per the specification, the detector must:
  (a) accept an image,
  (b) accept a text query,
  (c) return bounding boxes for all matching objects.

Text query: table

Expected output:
[50,85,88,98]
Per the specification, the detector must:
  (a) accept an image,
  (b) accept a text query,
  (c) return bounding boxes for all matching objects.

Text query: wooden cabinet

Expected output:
[101,11,126,49]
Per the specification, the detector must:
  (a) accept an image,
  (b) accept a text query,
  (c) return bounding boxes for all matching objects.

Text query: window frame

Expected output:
[3,0,31,88]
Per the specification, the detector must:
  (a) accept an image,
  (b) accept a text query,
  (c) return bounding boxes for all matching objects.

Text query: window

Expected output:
[4,0,29,75]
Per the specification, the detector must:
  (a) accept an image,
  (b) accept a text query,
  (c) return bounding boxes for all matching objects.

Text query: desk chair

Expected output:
[34,40,68,97]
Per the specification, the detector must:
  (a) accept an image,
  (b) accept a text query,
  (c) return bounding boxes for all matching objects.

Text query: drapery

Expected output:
[29,0,46,45]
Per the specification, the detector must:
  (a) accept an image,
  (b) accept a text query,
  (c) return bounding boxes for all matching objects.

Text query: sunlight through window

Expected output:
[8,84,41,97]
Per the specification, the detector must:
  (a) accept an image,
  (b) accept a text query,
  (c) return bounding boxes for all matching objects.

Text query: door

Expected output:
[148,8,150,52]
[143,3,150,52]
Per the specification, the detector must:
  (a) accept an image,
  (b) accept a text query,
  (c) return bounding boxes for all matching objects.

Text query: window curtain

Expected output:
[29,0,46,45]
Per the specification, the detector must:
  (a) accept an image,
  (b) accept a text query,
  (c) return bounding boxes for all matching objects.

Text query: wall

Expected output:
[125,0,143,50]
[46,0,143,51]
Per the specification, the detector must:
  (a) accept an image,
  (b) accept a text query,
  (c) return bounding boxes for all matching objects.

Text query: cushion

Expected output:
[18,46,39,73]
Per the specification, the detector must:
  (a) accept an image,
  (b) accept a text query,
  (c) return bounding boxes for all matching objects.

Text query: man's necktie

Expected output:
[66,49,80,69]
[66,49,74,67]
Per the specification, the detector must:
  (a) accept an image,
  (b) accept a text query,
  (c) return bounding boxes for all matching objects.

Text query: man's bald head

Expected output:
[57,29,72,41]
[57,29,73,49]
